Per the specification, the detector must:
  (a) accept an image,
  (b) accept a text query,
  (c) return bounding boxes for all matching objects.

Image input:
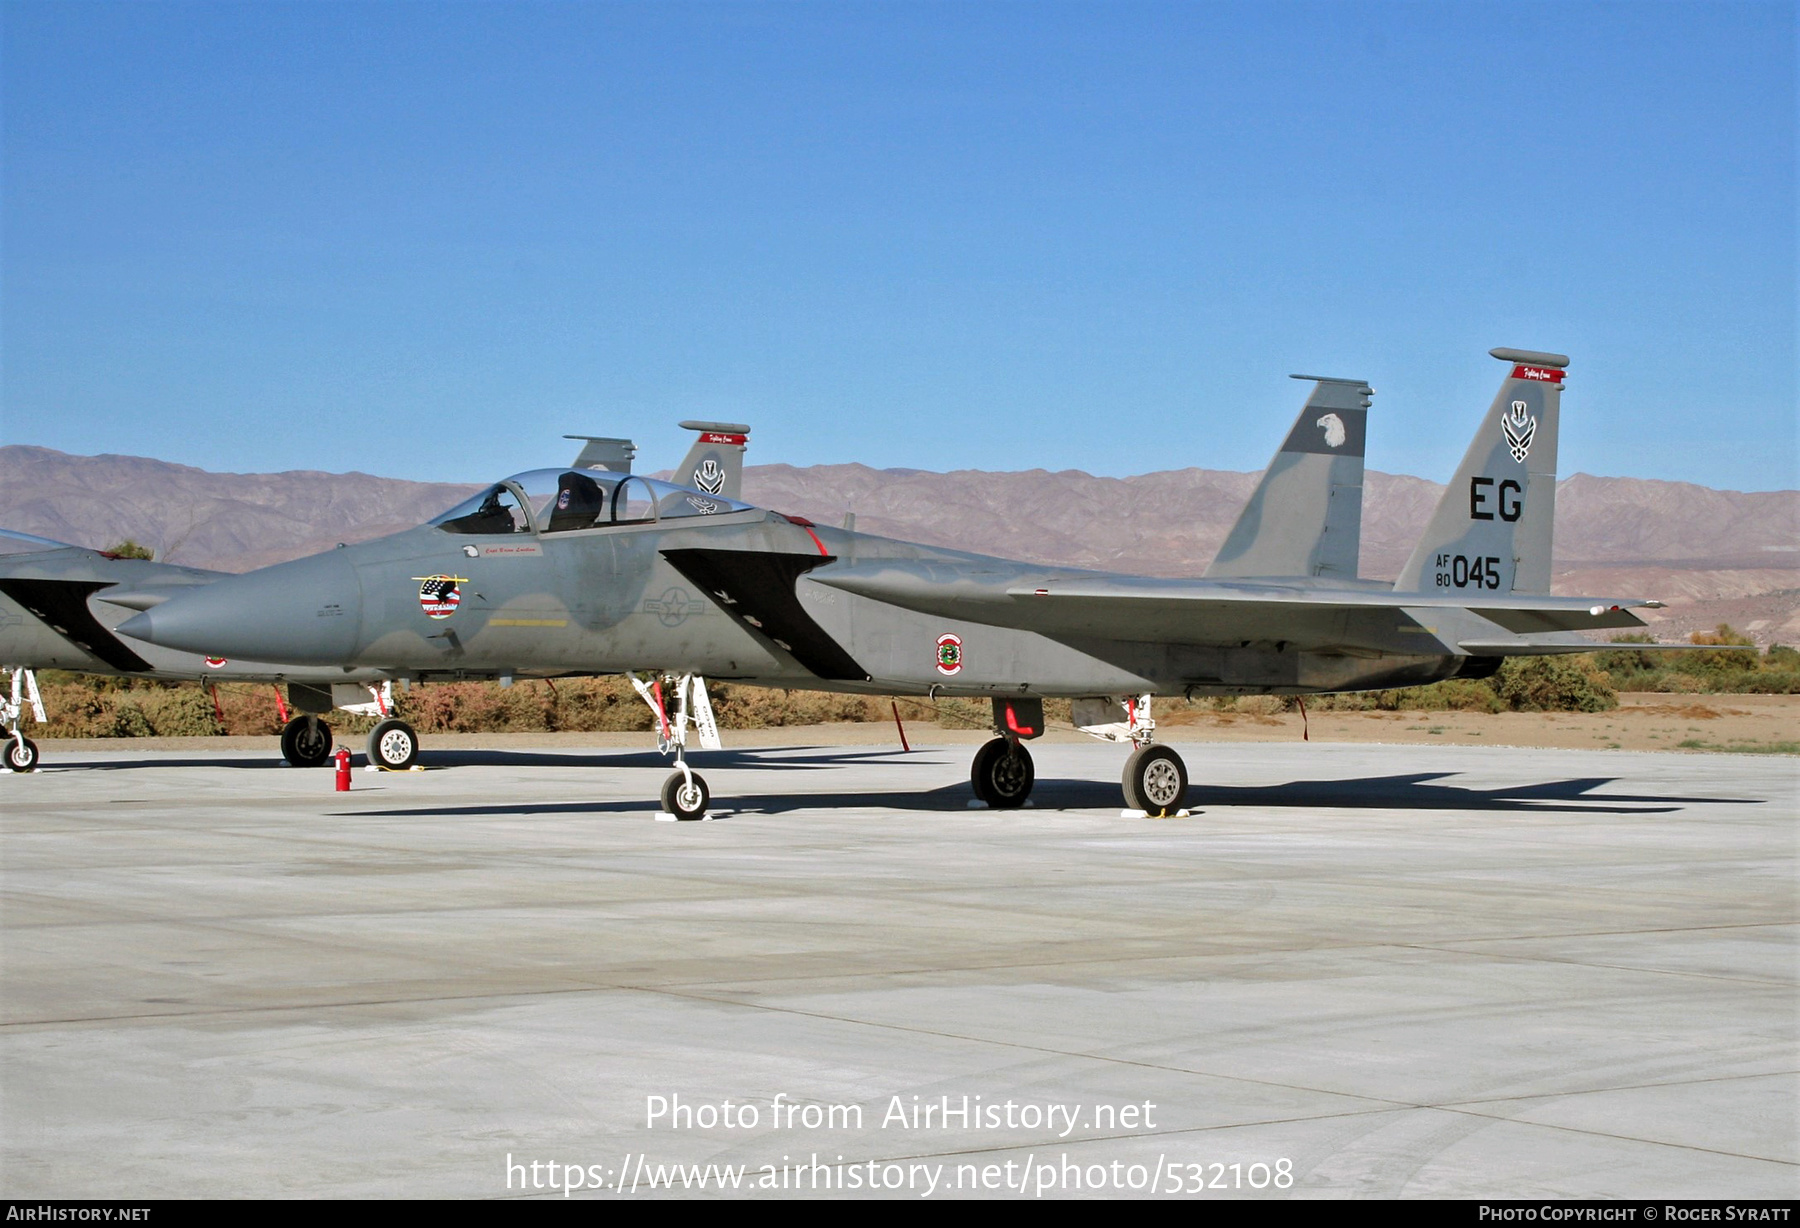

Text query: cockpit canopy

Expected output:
[431,469,754,536]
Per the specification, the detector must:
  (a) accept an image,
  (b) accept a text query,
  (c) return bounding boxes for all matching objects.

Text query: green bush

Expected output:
[1493,656,1618,712]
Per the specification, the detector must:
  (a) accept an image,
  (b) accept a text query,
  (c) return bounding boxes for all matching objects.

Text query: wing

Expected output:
[811,563,1652,647]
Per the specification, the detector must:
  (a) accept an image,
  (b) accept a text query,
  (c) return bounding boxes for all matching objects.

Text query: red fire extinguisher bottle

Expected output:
[334,747,351,791]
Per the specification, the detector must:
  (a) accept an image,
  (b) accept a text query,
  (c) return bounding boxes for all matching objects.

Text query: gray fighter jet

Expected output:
[0,531,408,771]
[121,349,1657,818]
[0,422,754,772]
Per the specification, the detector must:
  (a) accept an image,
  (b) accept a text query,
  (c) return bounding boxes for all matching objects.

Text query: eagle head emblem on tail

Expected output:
[1315,413,1346,449]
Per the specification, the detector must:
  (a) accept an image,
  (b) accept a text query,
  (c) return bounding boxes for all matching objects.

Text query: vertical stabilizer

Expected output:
[673,421,751,500]
[1394,348,1567,594]
[1204,375,1370,579]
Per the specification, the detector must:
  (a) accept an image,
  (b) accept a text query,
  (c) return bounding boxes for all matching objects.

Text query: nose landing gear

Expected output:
[3,669,44,772]
[632,672,721,821]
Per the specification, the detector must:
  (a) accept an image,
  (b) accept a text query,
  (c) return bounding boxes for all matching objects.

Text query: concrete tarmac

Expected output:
[2,739,1794,1199]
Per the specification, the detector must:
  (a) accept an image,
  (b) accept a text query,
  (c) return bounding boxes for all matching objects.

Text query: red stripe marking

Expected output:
[1511,364,1565,383]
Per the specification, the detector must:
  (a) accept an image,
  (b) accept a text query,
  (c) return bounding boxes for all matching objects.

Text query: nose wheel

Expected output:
[6,734,40,772]
[279,715,334,767]
[366,718,420,770]
[660,770,711,821]
[1122,744,1188,816]
[971,737,1035,808]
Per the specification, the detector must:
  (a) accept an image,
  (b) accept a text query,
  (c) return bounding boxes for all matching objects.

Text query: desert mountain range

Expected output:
[3,445,1795,644]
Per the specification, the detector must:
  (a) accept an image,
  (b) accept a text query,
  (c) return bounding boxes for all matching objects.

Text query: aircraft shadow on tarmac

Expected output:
[333,769,1757,820]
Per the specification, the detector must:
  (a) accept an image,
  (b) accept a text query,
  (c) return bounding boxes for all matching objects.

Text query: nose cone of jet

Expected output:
[118,551,365,664]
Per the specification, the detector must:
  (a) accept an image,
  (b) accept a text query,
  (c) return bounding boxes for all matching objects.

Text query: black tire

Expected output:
[1122,744,1187,815]
[366,719,420,770]
[660,770,710,820]
[6,736,40,772]
[971,737,1034,808]
[280,716,333,767]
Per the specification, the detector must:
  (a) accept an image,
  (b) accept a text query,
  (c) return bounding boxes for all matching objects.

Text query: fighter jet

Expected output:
[0,530,423,772]
[121,349,1658,818]
[0,421,754,772]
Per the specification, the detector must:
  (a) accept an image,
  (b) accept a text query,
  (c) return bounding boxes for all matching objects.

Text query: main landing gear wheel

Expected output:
[6,736,39,772]
[1123,745,1187,816]
[660,770,710,821]
[280,715,333,767]
[366,718,420,770]
[971,737,1035,808]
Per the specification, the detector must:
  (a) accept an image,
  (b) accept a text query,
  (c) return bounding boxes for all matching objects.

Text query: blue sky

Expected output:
[3,1,1794,491]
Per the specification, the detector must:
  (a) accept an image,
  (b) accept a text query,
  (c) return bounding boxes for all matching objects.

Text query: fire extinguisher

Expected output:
[334,746,351,791]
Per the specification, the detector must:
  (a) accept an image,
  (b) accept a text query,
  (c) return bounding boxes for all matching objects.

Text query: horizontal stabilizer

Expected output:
[565,435,637,473]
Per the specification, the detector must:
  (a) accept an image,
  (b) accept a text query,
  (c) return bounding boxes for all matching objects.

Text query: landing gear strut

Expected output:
[279,714,334,767]
[4,669,45,772]
[1072,694,1189,816]
[632,673,721,820]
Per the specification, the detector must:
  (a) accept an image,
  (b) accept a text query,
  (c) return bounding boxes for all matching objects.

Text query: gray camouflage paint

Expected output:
[120,351,1652,702]
[1205,375,1370,580]
[1395,348,1565,595]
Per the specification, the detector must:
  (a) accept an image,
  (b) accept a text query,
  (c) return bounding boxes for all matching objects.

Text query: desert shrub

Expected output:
[1494,655,1617,712]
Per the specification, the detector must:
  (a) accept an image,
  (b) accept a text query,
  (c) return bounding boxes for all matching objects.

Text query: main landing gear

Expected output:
[971,735,1035,807]
[280,714,334,767]
[3,668,45,773]
[1072,694,1189,816]
[366,718,420,770]
[631,672,721,820]
[281,682,418,770]
[970,697,1043,809]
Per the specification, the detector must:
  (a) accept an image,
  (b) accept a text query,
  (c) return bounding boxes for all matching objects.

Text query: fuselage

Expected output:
[117,481,1488,699]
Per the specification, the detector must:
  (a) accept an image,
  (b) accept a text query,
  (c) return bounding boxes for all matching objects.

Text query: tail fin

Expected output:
[565,435,637,473]
[1204,375,1370,580]
[1394,348,1567,595]
[673,421,751,500]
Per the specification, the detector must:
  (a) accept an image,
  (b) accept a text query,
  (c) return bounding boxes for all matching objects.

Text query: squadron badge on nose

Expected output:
[415,575,468,620]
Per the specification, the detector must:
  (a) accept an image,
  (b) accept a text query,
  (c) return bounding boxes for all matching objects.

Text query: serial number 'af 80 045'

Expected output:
[119,349,1678,819]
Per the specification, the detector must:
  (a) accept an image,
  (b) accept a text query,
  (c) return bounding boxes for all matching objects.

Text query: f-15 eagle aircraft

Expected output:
[120,348,1659,818]
[0,422,753,772]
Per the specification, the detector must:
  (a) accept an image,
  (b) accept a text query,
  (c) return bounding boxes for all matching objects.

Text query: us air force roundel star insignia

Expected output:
[415,575,468,620]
